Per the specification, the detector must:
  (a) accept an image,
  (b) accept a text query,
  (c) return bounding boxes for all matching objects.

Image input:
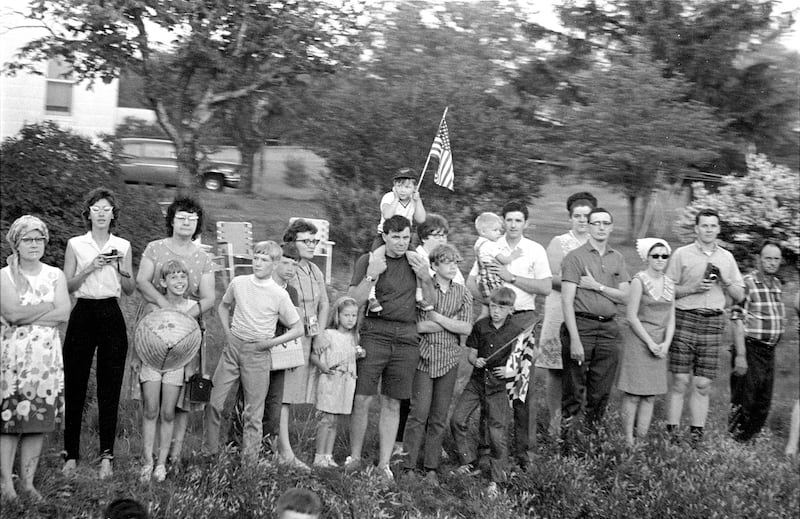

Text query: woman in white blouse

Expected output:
[61,188,135,479]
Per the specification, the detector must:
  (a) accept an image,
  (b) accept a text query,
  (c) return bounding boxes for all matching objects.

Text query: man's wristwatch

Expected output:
[509,275,517,284]
[598,285,605,293]
[365,275,376,283]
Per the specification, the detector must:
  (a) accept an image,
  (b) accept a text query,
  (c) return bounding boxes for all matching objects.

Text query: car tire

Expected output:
[203,173,224,191]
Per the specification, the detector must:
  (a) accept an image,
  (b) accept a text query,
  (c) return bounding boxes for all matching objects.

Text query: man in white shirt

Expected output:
[467,200,552,466]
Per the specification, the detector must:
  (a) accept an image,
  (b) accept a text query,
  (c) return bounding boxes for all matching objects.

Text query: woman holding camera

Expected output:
[62,188,136,479]
[277,219,329,470]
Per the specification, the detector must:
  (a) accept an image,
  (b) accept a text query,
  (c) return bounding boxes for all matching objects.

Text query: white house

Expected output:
[0,3,119,140]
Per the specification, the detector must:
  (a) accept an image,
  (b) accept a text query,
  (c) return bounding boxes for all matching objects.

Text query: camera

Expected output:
[102,249,122,260]
[704,263,720,282]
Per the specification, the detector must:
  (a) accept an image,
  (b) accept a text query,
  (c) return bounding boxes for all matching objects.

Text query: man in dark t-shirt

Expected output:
[344,215,434,481]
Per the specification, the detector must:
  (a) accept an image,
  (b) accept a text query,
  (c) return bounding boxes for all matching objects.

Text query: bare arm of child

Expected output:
[412,190,426,224]
[494,248,523,265]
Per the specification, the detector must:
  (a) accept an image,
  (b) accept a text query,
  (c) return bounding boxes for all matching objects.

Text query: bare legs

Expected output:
[1,433,44,501]
[621,394,655,446]
[348,394,399,470]
[545,369,562,438]
[168,410,190,463]
[785,399,799,457]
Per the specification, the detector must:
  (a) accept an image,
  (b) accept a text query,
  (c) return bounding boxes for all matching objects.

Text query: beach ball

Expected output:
[134,308,201,372]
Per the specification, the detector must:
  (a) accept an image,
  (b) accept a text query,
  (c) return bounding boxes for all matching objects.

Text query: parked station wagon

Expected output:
[119,138,242,191]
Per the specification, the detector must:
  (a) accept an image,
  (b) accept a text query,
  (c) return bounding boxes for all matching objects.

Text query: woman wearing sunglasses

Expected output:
[61,188,136,479]
[1,215,70,501]
[616,238,676,447]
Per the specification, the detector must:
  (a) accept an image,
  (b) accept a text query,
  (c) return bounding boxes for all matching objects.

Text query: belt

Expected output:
[575,311,614,322]
[682,308,724,317]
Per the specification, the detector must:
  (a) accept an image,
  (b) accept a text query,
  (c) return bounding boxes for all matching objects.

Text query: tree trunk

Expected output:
[237,140,260,193]
[627,194,638,242]
[175,140,200,194]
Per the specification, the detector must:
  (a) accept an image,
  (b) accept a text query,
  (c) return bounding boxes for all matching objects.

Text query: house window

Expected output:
[45,59,73,114]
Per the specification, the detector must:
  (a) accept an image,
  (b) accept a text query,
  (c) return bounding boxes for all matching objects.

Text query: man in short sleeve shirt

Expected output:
[665,209,744,446]
[560,207,630,446]
[345,215,435,480]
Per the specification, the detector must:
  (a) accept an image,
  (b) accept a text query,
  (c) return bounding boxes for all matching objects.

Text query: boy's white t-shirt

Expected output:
[376,191,417,233]
[474,236,503,264]
[222,275,300,342]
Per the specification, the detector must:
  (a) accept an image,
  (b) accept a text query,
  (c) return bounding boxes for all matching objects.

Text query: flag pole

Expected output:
[417,106,449,190]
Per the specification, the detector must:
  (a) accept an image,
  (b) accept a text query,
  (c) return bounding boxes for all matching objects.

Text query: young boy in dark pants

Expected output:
[450,287,522,498]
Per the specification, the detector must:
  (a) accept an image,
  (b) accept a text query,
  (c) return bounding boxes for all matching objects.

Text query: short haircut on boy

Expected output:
[489,286,516,307]
[275,487,322,517]
[475,212,503,235]
[383,214,411,235]
[253,240,282,260]
[429,243,461,265]
[417,213,449,241]
[160,259,188,279]
[588,207,613,223]
[282,241,301,262]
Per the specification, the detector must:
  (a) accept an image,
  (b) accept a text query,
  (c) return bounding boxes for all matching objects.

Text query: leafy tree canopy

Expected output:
[6,0,365,189]
[0,122,163,268]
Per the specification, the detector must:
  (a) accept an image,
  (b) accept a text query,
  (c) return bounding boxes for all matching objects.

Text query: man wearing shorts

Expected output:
[666,209,744,446]
[345,215,435,481]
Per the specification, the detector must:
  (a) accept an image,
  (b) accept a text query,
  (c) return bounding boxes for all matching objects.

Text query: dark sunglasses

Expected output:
[649,254,670,260]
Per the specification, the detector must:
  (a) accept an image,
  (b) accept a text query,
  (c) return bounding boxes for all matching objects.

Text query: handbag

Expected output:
[270,336,305,371]
[188,308,213,403]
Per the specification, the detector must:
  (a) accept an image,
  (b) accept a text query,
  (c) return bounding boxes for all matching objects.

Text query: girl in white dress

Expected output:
[308,297,364,468]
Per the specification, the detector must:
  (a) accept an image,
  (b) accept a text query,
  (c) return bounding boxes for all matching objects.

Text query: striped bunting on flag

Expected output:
[428,118,454,190]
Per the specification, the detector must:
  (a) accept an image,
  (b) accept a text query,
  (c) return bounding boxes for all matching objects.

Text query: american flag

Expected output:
[428,118,454,190]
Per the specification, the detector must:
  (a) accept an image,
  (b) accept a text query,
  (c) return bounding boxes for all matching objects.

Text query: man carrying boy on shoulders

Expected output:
[345,215,435,481]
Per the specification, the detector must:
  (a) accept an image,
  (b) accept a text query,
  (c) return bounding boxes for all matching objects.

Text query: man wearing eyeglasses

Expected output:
[560,207,630,452]
[666,209,744,447]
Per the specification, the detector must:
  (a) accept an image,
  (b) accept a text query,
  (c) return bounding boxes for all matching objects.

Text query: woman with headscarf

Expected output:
[1,215,70,501]
[617,238,675,447]
[135,196,215,468]
[61,188,136,479]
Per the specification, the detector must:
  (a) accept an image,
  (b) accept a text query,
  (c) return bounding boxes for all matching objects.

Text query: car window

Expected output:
[141,143,177,159]
[122,143,141,156]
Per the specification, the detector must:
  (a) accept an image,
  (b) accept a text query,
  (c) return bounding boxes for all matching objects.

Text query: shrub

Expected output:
[322,177,381,257]
[0,122,164,268]
[284,156,310,188]
[678,153,800,265]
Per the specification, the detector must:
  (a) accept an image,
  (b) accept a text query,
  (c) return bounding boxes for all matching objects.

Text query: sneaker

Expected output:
[423,470,439,487]
[486,482,500,499]
[343,456,362,473]
[368,297,383,314]
[62,459,77,478]
[152,465,167,482]
[98,458,113,480]
[325,455,339,468]
[378,464,394,482]
[139,464,153,483]
[277,455,311,472]
[392,441,408,457]
[453,463,480,477]
[416,299,434,312]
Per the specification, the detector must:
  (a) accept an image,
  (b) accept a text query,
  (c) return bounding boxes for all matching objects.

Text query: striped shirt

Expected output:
[417,277,473,378]
[743,270,785,346]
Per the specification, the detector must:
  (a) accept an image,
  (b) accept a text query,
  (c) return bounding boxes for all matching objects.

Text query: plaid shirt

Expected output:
[417,277,473,378]
[743,269,785,346]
